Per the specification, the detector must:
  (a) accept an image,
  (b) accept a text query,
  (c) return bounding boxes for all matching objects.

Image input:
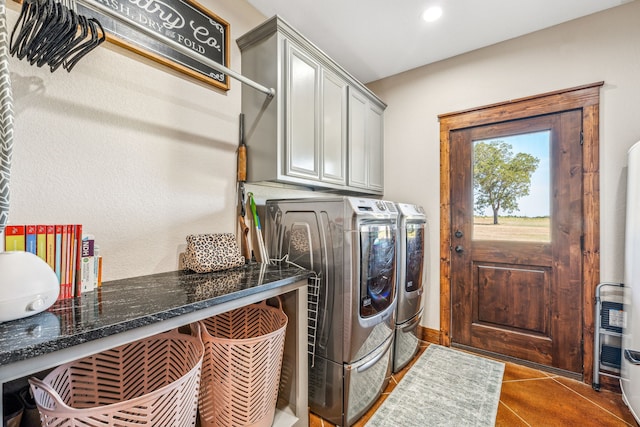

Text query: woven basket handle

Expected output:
[257,296,283,310]
[161,324,202,340]
[187,321,201,339]
[28,377,72,411]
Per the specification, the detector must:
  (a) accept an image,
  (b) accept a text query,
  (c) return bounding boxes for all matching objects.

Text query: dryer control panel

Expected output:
[348,197,397,215]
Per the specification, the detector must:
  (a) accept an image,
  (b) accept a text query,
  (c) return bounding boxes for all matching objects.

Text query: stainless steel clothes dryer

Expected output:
[265,196,398,427]
[392,203,428,373]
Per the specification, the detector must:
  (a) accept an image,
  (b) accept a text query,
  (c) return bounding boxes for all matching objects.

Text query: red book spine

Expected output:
[54,225,63,288]
[60,225,68,299]
[36,225,47,261]
[46,225,56,270]
[67,225,74,299]
[4,225,25,251]
[74,224,83,297]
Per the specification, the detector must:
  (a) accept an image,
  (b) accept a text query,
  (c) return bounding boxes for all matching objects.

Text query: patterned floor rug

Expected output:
[365,345,504,427]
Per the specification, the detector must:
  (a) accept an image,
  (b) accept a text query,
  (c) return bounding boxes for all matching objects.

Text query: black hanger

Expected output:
[19,0,56,61]
[10,0,43,59]
[27,0,66,65]
[63,17,105,72]
[35,4,78,67]
[46,10,84,71]
[10,0,106,72]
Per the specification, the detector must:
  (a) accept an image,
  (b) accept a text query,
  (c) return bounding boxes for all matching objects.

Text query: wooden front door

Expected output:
[450,110,584,374]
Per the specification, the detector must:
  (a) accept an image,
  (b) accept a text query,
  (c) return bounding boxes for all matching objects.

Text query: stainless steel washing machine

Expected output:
[265,196,398,427]
[392,203,428,373]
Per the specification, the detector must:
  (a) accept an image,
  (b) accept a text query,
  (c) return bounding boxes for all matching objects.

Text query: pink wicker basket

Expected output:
[28,328,204,427]
[199,300,288,427]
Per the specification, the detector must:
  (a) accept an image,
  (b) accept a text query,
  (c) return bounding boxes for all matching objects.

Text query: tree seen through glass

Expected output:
[473,131,550,242]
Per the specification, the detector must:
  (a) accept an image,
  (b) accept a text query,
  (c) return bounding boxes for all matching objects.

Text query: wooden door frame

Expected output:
[439,82,603,386]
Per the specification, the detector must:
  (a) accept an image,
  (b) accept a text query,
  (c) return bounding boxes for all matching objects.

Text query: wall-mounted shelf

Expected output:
[80,0,275,98]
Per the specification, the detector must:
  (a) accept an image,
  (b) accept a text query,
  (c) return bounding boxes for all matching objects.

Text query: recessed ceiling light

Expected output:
[422,6,443,22]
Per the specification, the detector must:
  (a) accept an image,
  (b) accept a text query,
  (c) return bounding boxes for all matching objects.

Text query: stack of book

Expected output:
[4,224,103,300]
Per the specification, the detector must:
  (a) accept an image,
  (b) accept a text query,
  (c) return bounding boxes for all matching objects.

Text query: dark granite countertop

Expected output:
[0,263,311,366]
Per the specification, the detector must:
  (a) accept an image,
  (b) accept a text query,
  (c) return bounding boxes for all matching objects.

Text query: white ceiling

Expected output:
[246,0,633,84]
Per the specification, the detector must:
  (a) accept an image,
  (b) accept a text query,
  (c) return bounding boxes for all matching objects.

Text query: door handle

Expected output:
[401,313,422,332]
[455,245,464,253]
[355,337,393,373]
[625,349,640,365]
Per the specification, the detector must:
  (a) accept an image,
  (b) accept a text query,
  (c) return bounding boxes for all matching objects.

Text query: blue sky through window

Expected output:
[475,131,550,218]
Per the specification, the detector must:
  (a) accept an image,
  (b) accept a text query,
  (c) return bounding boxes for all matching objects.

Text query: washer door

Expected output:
[359,222,397,318]
[405,222,426,293]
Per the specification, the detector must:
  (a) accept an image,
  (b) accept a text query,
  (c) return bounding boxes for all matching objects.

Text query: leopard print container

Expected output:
[184,233,245,273]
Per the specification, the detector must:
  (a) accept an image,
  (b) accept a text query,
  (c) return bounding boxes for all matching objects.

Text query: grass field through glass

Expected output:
[473,216,550,242]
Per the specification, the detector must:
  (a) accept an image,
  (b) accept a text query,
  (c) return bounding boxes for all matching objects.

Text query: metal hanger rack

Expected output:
[83,0,275,98]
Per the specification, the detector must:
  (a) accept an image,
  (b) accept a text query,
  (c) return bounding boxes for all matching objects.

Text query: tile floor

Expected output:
[309,343,638,427]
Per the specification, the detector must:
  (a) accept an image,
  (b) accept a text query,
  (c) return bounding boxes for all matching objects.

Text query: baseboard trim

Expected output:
[418,326,440,344]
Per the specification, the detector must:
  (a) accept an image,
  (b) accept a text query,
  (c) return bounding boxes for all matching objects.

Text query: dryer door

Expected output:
[405,222,426,293]
[397,221,427,323]
[359,222,397,318]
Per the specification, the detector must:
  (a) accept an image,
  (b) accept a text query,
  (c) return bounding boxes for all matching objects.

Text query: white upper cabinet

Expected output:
[283,42,348,186]
[348,89,367,189]
[238,16,385,194]
[348,89,384,192]
[321,69,348,185]
[366,100,385,191]
[285,42,321,181]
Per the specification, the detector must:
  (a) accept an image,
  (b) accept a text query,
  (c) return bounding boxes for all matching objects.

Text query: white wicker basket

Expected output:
[199,300,288,427]
[29,328,204,427]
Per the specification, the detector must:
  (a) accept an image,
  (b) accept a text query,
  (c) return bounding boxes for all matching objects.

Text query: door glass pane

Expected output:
[405,223,425,292]
[472,131,550,242]
[360,224,396,318]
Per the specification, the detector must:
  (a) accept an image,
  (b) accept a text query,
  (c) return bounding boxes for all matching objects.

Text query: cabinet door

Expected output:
[285,42,320,180]
[348,89,368,189]
[366,102,384,191]
[321,69,348,185]
[348,89,385,192]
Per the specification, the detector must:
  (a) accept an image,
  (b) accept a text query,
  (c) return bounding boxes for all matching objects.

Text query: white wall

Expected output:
[368,1,640,329]
[4,0,265,280]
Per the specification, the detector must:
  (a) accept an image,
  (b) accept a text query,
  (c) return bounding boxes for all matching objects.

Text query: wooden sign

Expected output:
[78,0,230,90]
